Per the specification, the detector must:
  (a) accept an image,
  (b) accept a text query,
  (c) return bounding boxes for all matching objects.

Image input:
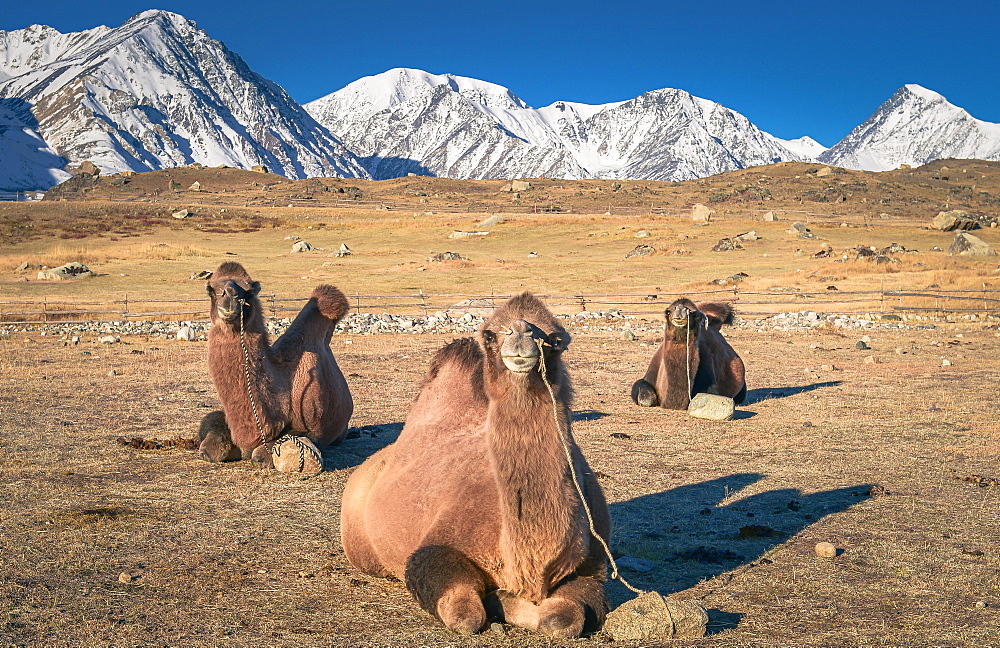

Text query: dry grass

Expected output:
[1,320,998,647]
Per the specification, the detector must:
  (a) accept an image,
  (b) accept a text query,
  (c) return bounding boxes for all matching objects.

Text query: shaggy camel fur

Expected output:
[198,262,353,465]
[631,298,747,409]
[341,293,610,637]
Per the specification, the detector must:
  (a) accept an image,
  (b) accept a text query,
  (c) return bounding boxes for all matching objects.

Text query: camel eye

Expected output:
[482,330,497,345]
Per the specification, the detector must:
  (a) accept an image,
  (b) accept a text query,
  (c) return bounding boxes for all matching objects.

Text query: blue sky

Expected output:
[5,1,999,146]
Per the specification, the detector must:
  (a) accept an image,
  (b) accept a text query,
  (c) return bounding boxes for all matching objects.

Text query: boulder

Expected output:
[188,181,201,192]
[271,435,322,473]
[336,243,352,257]
[691,203,714,223]
[37,262,94,281]
[79,161,100,176]
[734,230,758,242]
[932,210,979,232]
[251,164,269,173]
[688,393,735,420]
[603,592,708,641]
[712,238,743,252]
[626,244,656,258]
[176,326,196,341]
[635,230,651,238]
[949,232,996,257]
[448,230,490,239]
[172,209,191,219]
[816,166,833,177]
[510,180,532,192]
[478,214,505,227]
[290,240,314,253]
[762,210,778,221]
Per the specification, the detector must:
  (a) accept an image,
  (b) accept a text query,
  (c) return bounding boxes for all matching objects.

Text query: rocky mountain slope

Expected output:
[819,85,1000,172]
[0,10,367,189]
[304,68,817,181]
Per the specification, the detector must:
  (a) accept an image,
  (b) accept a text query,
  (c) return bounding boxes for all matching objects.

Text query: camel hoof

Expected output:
[438,592,487,635]
[537,599,585,638]
[631,380,659,407]
[250,444,274,468]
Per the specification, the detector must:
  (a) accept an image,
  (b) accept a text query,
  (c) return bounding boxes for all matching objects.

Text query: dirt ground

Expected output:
[1,316,998,647]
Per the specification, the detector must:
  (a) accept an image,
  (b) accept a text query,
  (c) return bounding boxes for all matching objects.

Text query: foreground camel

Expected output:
[631,298,747,409]
[341,293,610,637]
[198,262,353,466]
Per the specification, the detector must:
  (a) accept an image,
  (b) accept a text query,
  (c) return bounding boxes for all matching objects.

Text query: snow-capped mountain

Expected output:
[305,68,815,181]
[819,84,1000,171]
[0,10,367,189]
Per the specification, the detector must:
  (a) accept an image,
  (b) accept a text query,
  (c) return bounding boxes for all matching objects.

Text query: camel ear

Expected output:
[206,284,215,298]
[249,281,262,296]
[547,330,571,351]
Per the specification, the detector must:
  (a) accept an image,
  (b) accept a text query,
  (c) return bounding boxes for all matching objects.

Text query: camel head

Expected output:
[664,298,707,343]
[478,293,570,391]
[206,262,263,328]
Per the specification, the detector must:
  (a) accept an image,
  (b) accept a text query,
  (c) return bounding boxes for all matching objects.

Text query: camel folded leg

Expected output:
[631,379,660,407]
[488,574,609,638]
[197,411,241,462]
[404,545,489,635]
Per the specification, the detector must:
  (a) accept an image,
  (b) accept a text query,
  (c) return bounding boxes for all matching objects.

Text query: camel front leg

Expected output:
[404,545,489,635]
[489,574,608,638]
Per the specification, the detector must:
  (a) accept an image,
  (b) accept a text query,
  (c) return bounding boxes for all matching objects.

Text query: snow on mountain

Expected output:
[775,135,827,160]
[0,99,70,190]
[819,84,1000,171]
[305,68,812,181]
[0,10,368,189]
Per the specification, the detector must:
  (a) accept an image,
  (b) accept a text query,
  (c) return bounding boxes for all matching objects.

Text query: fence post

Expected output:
[42,296,47,324]
[123,292,129,319]
[577,291,586,312]
[355,292,361,314]
[419,289,428,319]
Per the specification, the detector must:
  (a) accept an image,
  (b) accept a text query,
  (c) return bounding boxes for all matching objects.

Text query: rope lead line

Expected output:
[534,338,645,596]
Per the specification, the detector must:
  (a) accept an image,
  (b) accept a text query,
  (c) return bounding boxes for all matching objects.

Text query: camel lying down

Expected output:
[198,262,353,466]
[341,293,610,637]
[632,298,747,409]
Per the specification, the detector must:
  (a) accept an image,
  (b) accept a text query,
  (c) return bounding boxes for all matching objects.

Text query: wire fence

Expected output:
[2,286,998,325]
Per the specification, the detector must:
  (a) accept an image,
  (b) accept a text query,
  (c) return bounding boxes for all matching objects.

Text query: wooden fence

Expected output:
[2,287,998,325]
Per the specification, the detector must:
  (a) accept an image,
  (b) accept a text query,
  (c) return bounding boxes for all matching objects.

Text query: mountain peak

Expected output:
[902,83,944,102]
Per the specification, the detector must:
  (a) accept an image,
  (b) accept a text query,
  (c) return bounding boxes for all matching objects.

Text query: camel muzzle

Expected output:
[500,320,543,373]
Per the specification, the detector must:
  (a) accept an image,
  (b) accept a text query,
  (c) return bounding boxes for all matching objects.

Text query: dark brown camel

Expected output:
[341,293,609,637]
[631,298,747,409]
[198,262,353,466]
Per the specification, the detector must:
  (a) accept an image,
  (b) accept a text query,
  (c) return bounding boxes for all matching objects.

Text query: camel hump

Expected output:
[696,301,736,326]
[214,261,252,281]
[312,285,350,323]
[426,338,482,380]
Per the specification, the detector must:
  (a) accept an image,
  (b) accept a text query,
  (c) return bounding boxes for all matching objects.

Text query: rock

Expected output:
[177,326,195,341]
[948,232,996,257]
[251,164,269,173]
[336,243,352,257]
[188,181,201,191]
[688,393,735,421]
[691,203,714,223]
[448,230,489,239]
[271,435,322,473]
[712,238,743,252]
[37,262,94,281]
[815,542,838,558]
[98,335,119,344]
[942,358,953,367]
[762,210,778,221]
[856,340,870,350]
[447,298,496,317]
[863,355,877,364]
[621,329,637,341]
[816,166,833,177]
[626,244,656,258]
[932,210,979,231]
[15,262,28,271]
[734,230,758,242]
[78,160,101,176]
[118,572,136,584]
[189,270,212,280]
[478,214,505,227]
[290,240,314,253]
[604,592,708,641]
[636,230,651,238]
[172,209,191,219]
[428,251,466,262]
[616,555,655,572]
[511,180,532,192]
[284,235,301,241]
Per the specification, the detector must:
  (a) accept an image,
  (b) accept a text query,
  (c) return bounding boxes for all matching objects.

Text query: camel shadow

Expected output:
[744,380,842,405]
[606,473,872,629]
[573,409,610,422]
[326,422,403,470]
